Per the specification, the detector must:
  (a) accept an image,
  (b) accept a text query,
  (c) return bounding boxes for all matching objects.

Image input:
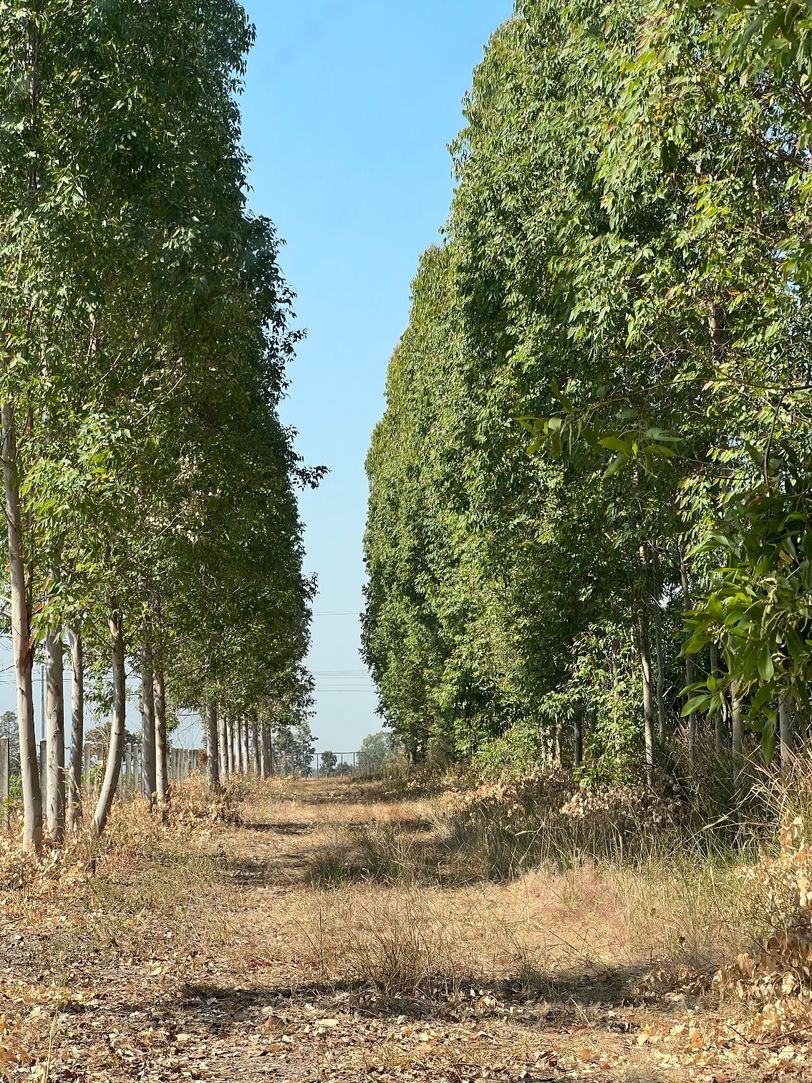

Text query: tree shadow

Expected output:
[221,852,313,886]
[280,777,442,807]
[241,819,312,836]
[172,961,680,1033]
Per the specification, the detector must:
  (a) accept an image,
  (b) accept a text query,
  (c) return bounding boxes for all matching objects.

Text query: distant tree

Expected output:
[358,731,398,773]
[0,711,20,776]
[274,718,316,775]
[84,725,139,761]
[320,750,338,776]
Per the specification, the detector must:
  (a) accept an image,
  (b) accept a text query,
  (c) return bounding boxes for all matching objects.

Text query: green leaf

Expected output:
[758,646,775,682]
[681,694,709,717]
[602,451,629,478]
[761,724,778,765]
[598,435,629,453]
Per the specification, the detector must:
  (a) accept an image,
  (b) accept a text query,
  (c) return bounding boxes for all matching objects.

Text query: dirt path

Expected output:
[0,780,799,1082]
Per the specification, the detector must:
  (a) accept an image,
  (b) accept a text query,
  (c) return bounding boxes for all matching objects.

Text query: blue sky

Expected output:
[240,1,513,752]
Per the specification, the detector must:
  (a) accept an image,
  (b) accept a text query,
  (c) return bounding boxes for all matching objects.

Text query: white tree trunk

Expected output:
[93,606,126,837]
[241,717,250,774]
[636,613,656,789]
[217,709,229,783]
[251,714,261,775]
[205,700,220,793]
[731,679,744,758]
[709,644,725,753]
[224,714,233,775]
[679,555,697,765]
[67,628,83,830]
[45,631,65,843]
[141,624,157,802]
[226,716,235,776]
[235,717,244,774]
[2,401,41,851]
[652,603,667,745]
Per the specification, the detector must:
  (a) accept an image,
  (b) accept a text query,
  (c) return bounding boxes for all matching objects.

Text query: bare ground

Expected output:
[1,779,809,1082]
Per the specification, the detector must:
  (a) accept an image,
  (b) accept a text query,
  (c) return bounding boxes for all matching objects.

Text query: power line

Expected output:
[310,670,370,676]
[316,688,377,694]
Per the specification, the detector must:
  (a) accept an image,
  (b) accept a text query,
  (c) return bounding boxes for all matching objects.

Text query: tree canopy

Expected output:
[0,0,316,848]
[363,0,812,783]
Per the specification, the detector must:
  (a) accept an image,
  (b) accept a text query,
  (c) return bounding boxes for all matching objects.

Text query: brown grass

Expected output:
[218,777,750,1006]
[0,773,797,1082]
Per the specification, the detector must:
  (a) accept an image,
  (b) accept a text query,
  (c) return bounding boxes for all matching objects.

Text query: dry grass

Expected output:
[1,772,806,1082]
[238,777,750,1004]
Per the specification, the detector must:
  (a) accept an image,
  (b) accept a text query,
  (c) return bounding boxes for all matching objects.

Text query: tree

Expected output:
[364,0,812,785]
[320,750,338,777]
[0,0,316,844]
[0,712,20,777]
[358,731,399,773]
[274,717,316,775]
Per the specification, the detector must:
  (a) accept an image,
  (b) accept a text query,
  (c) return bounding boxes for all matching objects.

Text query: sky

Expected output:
[239,0,513,753]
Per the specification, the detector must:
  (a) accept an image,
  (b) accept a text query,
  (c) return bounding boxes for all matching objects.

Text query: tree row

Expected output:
[363,0,812,786]
[1,0,315,851]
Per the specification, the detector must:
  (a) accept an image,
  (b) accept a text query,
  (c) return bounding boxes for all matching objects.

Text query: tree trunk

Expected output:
[679,555,697,765]
[710,644,726,754]
[93,606,126,838]
[231,717,240,774]
[45,631,65,844]
[263,724,273,777]
[240,717,249,774]
[573,711,583,768]
[225,716,235,776]
[779,687,795,773]
[67,628,83,830]
[652,603,667,745]
[153,653,168,803]
[636,612,656,789]
[646,546,667,747]
[251,714,261,775]
[140,623,157,802]
[260,727,270,779]
[731,679,744,758]
[226,719,234,779]
[2,401,41,852]
[205,700,220,793]
[217,709,229,783]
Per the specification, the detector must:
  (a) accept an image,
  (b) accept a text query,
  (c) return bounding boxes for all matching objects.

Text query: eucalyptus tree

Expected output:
[364,0,812,782]
[0,0,316,844]
[364,3,686,775]
[527,0,812,760]
[158,241,316,796]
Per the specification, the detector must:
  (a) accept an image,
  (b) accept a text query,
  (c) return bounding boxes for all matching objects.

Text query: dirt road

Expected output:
[0,780,794,1081]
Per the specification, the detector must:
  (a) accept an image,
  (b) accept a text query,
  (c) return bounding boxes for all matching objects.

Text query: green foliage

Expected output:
[0,0,316,832]
[274,718,316,775]
[364,0,812,778]
[0,712,20,776]
[358,731,401,773]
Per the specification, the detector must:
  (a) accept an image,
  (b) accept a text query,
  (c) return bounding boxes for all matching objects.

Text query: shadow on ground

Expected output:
[172,961,681,1034]
[241,819,312,835]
